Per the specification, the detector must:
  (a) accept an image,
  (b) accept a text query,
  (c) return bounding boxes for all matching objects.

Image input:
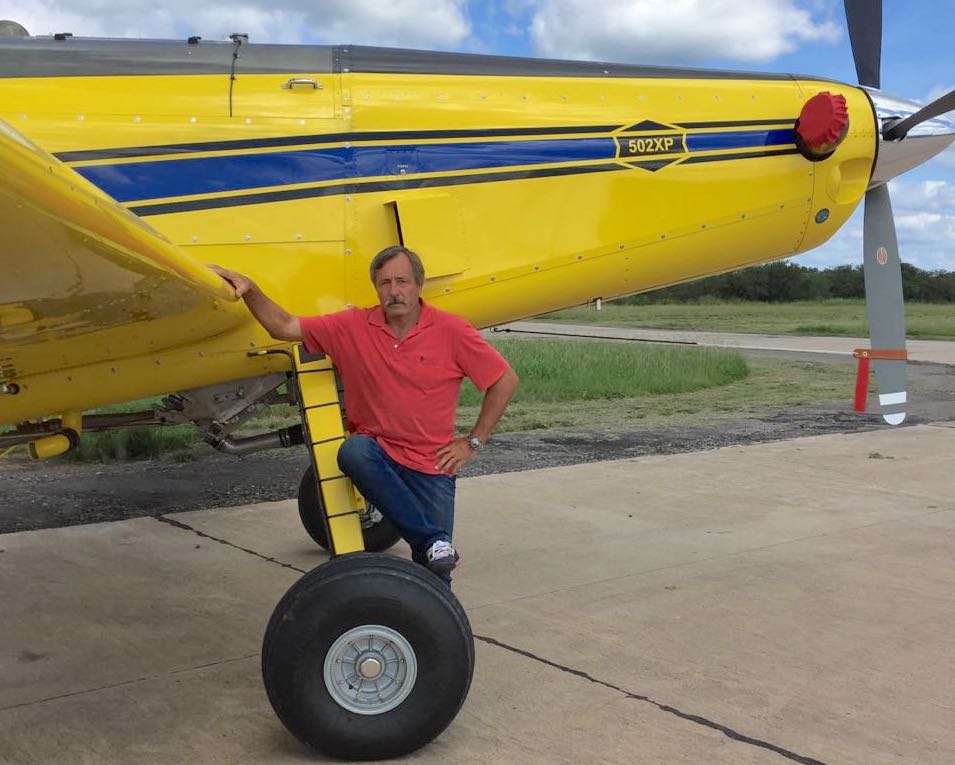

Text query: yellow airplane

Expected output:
[1,3,953,758]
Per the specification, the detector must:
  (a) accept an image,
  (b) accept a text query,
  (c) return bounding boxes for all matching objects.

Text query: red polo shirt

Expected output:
[300,301,509,474]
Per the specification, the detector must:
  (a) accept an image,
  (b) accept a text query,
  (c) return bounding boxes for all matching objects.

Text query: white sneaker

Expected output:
[425,539,460,574]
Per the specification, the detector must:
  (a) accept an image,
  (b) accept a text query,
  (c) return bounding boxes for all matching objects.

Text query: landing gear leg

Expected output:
[261,347,473,758]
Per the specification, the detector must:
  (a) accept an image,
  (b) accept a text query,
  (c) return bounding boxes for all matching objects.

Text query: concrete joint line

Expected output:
[474,634,833,765]
[0,653,259,714]
[155,515,308,574]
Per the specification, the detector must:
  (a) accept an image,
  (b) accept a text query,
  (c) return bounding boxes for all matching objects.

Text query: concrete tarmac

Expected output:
[2,424,954,764]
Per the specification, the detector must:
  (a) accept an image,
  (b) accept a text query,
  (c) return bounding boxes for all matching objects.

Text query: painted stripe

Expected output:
[681,148,798,164]
[686,129,793,151]
[77,138,617,202]
[128,143,798,217]
[56,125,621,162]
[879,391,907,406]
[676,118,794,128]
[76,128,796,205]
[128,163,624,216]
[883,413,906,425]
[56,120,795,163]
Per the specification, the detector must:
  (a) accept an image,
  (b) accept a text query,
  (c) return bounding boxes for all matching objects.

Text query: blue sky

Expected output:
[6,0,955,271]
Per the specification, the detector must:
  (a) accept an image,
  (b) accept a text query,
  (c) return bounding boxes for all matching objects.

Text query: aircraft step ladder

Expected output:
[291,346,365,556]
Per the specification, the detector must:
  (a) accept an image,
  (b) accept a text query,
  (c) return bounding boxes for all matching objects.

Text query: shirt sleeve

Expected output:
[300,311,349,358]
[453,320,510,392]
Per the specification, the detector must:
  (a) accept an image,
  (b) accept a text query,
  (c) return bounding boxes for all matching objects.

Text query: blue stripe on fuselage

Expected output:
[76,138,616,203]
[686,128,793,151]
[74,129,794,204]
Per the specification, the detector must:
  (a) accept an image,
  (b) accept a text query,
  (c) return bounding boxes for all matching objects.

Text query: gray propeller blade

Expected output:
[862,184,907,424]
[883,88,955,140]
[844,0,881,88]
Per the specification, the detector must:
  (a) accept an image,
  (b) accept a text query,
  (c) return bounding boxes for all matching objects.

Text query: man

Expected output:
[209,246,518,585]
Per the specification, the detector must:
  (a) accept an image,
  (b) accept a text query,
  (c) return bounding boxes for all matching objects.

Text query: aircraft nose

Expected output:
[866,88,955,186]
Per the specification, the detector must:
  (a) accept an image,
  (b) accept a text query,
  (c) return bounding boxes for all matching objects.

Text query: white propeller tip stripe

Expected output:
[879,391,907,406]
[883,412,906,425]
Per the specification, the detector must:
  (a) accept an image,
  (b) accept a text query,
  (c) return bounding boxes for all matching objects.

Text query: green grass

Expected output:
[458,338,749,405]
[540,299,955,340]
[71,425,197,462]
[66,399,198,462]
[457,355,857,433]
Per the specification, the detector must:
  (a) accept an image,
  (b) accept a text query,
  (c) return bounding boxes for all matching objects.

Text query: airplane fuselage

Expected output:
[0,38,876,424]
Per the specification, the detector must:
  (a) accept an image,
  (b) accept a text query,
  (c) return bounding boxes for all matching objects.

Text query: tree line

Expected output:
[619,262,955,303]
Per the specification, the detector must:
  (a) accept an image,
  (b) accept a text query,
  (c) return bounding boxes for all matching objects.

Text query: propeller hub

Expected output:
[795,92,849,159]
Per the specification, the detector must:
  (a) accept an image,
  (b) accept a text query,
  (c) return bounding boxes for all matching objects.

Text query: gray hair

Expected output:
[369,245,425,286]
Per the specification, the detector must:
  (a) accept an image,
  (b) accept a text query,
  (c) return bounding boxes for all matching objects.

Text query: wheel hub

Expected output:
[357,655,383,678]
[323,624,417,715]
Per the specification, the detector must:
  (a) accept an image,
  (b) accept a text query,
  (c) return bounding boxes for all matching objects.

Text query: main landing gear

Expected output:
[262,553,473,760]
[259,347,473,759]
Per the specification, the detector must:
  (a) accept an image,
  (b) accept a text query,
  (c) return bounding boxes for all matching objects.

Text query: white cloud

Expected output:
[924,84,954,104]
[895,211,943,231]
[529,0,840,64]
[0,0,470,48]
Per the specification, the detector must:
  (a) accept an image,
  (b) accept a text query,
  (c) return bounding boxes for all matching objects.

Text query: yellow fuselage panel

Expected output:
[0,58,875,425]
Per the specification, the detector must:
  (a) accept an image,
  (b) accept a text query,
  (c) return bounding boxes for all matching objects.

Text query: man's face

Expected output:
[374,254,422,321]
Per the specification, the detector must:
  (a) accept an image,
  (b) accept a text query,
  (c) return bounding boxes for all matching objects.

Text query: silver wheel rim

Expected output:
[323,624,417,715]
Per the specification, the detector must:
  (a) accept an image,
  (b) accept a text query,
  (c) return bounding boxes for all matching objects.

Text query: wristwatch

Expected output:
[468,435,483,451]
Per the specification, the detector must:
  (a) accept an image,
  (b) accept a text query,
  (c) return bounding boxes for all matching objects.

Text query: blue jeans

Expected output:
[337,435,456,585]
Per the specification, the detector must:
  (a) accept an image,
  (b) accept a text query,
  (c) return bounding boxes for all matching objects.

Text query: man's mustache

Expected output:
[386,297,405,306]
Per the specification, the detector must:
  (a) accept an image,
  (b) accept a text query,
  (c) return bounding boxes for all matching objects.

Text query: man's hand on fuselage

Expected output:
[207,264,302,342]
[208,264,254,298]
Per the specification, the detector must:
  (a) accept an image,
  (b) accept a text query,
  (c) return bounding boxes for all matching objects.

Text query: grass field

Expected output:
[457,354,854,433]
[24,335,861,462]
[541,299,955,340]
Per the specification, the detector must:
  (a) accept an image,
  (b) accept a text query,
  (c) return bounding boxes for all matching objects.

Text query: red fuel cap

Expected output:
[796,91,849,150]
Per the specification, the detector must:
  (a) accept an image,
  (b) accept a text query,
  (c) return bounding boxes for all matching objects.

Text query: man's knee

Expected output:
[337,434,379,475]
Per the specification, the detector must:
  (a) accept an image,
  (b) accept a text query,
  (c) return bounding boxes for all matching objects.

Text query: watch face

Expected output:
[468,437,482,450]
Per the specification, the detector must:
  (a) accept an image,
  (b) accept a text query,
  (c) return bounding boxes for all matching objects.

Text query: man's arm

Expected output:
[435,366,518,475]
[208,265,302,341]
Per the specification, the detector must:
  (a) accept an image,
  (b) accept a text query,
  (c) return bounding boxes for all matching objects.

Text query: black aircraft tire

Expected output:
[261,553,474,760]
[297,465,401,552]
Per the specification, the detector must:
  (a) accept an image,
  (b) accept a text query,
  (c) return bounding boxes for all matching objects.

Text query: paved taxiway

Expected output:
[2,421,954,764]
[497,322,955,365]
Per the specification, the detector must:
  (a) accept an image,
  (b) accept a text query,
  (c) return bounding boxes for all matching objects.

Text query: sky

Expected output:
[5,0,955,272]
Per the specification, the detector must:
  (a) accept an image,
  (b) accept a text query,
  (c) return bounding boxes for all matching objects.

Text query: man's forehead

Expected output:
[376,255,414,278]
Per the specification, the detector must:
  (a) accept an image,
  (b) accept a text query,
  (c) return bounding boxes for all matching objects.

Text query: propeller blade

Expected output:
[862,184,907,425]
[844,0,881,88]
[882,87,955,141]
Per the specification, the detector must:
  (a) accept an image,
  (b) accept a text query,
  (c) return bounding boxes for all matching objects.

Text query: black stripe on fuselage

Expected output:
[56,119,796,162]
[680,147,799,164]
[55,125,622,162]
[675,118,795,128]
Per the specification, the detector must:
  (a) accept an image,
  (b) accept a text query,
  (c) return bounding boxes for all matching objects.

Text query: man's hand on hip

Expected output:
[435,437,478,475]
